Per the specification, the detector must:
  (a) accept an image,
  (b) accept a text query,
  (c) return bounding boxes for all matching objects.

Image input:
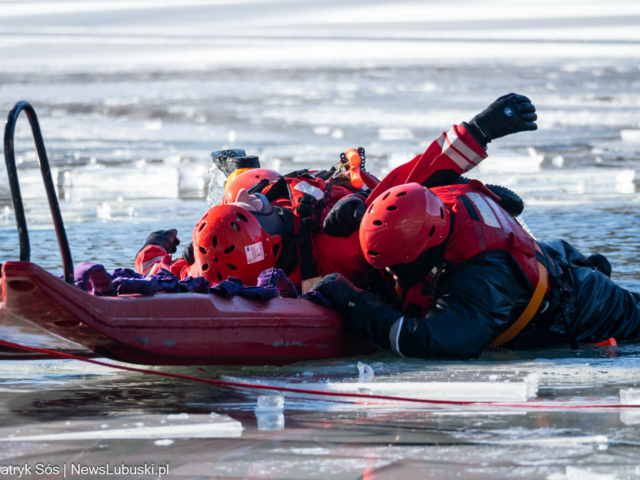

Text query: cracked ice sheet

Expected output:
[219,373,539,404]
[0,413,241,441]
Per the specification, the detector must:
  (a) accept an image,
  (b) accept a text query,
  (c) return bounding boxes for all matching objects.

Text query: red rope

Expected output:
[0,338,637,410]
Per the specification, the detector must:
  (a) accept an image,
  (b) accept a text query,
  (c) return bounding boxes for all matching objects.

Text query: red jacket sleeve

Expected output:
[135,245,199,280]
[367,124,487,205]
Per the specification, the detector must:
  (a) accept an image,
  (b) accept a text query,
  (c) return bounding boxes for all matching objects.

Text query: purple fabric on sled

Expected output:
[64,264,210,296]
[178,276,210,293]
[257,268,298,299]
[210,269,296,301]
[237,284,278,301]
[111,268,158,296]
[153,268,180,293]
[111,268,210,295]
[65,261,115,296]
[210,277,245,297]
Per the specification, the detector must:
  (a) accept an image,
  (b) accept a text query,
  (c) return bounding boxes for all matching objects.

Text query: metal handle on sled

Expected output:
[3,101,74,284]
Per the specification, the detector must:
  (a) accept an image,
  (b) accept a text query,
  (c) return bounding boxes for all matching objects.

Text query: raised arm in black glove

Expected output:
[140,229,181,254]
[323,194,367,237]
[311,273,403,351]
[463,93,537,147]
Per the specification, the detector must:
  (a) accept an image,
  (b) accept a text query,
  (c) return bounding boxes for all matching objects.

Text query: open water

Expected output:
[1,0,640,478]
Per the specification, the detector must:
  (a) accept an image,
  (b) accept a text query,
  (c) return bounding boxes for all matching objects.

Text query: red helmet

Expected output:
[359,183,450,269]
[193,205,282,285]
[223,168,281,205]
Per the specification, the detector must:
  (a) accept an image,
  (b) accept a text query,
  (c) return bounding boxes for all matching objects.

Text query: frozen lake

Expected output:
[1,0,640,478]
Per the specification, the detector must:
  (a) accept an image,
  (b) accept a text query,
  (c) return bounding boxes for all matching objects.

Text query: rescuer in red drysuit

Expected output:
[311,94,636,359]
[136,93,528,290]
[135,169,376,290]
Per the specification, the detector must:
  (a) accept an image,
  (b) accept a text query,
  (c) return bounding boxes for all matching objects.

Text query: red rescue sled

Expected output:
[1,261,376,365]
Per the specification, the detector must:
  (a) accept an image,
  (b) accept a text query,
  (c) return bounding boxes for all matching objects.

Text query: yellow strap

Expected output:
[491,261,548,347]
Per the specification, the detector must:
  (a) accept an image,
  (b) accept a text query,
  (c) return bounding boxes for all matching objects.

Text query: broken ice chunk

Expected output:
[620,410,640,426]
[256,395,284,412]
[154,439,174,446]
[256,413,285,431]
[621,130,640,143]
[0,414,242,440]
[166,413,189,420]
[620,388,640,405]
[357,362,374,380]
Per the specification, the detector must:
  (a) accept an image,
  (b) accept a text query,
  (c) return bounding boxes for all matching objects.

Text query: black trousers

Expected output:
[541,240,640,345]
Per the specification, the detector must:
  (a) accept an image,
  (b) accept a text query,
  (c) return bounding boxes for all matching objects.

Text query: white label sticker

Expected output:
[245,242,265,264]
[293,182,324,200]
[466,192,500,229]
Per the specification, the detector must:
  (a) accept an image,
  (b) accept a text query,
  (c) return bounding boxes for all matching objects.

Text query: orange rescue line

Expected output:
[0,339,636,411]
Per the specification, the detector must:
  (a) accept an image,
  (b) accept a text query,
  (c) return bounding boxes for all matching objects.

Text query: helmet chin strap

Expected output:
[389,210,455,289]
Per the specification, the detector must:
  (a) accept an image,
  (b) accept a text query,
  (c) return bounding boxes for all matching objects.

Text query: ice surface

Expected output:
[566,466,618,480]
[62,165,179,200]
[619,388,640,405]
[467,167,637,205]
[378,127,414,141]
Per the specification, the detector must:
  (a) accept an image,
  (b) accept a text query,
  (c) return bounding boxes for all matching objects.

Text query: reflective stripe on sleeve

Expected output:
[388,317,405,358]
[441,131,471,171]
[444,127,484,167]
[141,255,165,274]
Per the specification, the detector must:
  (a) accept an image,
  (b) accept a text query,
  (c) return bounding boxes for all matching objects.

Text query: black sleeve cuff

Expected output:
[462,121,489,148]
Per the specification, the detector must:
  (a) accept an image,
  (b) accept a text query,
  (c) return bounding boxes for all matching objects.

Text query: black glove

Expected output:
[464,93,537,147]
[323,194,367,237]
[182,242,195,265]
[141,229,181,254]
[311,273,365,310]
[311,274,403,348]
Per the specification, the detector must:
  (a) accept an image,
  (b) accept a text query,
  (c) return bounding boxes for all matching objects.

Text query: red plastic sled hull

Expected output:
[1,262,377,365]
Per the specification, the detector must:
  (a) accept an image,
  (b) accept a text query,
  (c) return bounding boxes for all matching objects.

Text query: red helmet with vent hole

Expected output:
[223,168,281,205]
[359,183,450,269]
[193,205,282,285]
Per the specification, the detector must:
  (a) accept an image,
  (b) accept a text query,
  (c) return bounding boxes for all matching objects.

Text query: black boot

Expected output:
[211,149,260,177]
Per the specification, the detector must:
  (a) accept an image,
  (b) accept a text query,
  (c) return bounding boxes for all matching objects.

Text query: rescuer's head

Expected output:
[359,183,450,270]
[193,204,282,286]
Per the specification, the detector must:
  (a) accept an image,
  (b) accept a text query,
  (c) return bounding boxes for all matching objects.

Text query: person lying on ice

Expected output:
[135,93,533,292]
[310,95,630,358]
